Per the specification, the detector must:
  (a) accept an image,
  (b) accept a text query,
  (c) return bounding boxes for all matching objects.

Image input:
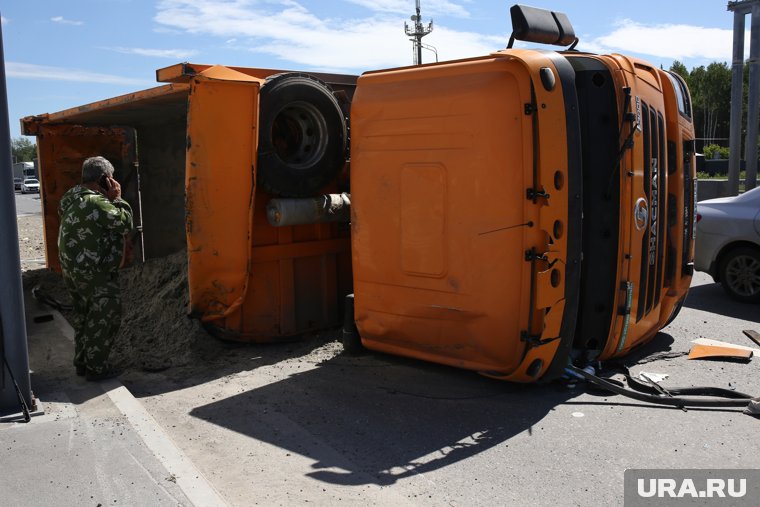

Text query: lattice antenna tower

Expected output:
[404,0,433,65]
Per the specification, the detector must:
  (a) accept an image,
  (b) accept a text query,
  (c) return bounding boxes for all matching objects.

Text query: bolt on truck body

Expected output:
[347,5,696,381]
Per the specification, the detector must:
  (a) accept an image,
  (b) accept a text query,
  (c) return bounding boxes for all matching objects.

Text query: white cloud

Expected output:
[586,19,747,62]
[101,46,198,59]
[6,62,154,86]
[344,0,469,17]
[153,0,499,71]
[51,16,84,26]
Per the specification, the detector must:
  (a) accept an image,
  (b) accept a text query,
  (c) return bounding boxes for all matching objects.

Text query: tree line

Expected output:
[11,137,36,163]
[669,60,755,154]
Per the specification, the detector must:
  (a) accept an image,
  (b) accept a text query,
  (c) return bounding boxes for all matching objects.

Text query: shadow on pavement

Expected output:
[189,351,579,486]
[683,283,760,323]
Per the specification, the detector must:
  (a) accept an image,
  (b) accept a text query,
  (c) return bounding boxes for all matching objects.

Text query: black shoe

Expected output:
[85,368,122,382]
[76,365,86,376]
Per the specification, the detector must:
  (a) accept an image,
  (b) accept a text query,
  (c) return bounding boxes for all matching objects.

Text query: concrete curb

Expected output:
[54,309,229,507]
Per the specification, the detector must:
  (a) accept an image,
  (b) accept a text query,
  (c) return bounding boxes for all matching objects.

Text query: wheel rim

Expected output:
[725,254,760,297]
[270,101,328,171]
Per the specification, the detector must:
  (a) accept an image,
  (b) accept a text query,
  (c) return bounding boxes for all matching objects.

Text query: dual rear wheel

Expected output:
[257,73,348,197]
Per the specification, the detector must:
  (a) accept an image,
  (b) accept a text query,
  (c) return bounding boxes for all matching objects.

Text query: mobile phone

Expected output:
[99,175,109,191]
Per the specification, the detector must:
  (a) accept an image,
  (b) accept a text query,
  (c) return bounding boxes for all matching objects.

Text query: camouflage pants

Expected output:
[62,270,121,374]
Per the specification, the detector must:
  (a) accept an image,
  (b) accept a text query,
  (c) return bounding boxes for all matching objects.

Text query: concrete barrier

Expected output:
[697,179,746,201]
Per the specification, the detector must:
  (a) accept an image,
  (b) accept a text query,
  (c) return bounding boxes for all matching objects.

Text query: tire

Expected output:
[257,73,347,197]
[718,246,760,303]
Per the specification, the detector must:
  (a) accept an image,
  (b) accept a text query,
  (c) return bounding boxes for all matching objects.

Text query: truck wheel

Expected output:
[719,246,760,303]
[257,73,347,197]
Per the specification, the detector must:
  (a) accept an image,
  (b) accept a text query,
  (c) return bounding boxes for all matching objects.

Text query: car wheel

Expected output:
[719,246,760,303]
[257,73,348,197]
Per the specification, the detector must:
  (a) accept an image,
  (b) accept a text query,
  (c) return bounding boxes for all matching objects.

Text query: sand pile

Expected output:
[112,250,209,371]
[24,250,212,371]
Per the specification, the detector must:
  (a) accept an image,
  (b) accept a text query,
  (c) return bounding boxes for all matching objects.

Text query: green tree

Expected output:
[669,60,688,80]
[11,137,36,162]
[670,61,734,147]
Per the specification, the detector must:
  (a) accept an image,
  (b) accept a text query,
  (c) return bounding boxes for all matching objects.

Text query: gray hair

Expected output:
[81,156,115,183]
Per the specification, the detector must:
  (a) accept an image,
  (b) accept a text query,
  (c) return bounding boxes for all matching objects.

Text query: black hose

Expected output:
[565,365,754,408]
[3,356,31,422]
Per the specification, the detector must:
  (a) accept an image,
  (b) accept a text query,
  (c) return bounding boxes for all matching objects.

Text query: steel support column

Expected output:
[0,14,32,415]
[728,6,747,195]
[744,4,760,190]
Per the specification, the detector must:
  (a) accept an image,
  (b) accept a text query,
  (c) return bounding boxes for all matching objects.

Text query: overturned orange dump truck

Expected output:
[22,64,356,341]
[22,5,696,383]
[344,5,696,381]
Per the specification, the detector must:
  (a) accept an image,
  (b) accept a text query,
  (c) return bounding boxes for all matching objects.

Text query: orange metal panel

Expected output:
[596,57,694,360]
[156,62,358,89]
[351,54,571,377]
[209,193,351,341]
[185,72,262,322]
[21,84,189,135]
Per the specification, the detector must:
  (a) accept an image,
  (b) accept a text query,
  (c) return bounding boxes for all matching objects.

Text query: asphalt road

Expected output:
[118,272,760,507]
[14,190,42,216]
[10,188,758,504]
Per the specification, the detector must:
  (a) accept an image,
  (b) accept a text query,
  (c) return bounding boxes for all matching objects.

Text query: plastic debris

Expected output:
[745,398,760,417]
[638,372,669,383]
[688,343,753,362]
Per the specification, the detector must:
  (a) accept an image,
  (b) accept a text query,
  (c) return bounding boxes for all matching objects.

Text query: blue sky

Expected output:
[1,0,749,140]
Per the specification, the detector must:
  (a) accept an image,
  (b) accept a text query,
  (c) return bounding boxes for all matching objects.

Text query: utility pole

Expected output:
[405,0,433,65]
[727,0,760,194]
[0,12,33,417]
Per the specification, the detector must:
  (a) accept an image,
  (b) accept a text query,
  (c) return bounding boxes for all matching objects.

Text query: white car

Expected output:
[20,178,39,194]
[695,186,760,302]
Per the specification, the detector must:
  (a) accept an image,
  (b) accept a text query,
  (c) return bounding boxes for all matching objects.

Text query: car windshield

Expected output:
[24,179,38,184]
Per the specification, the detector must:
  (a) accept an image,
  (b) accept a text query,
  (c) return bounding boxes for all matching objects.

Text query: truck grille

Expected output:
[636,103,667,322]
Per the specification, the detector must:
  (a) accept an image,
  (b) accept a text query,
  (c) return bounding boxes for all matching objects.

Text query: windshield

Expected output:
[24,179,38,184]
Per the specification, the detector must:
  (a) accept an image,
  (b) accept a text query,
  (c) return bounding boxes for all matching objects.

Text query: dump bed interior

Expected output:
[23,84,190,267]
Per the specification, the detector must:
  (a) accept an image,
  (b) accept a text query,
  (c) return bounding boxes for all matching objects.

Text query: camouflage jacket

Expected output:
[58,185,133,276]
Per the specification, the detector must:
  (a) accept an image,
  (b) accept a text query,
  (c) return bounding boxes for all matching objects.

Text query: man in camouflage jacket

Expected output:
[58,156,133,380]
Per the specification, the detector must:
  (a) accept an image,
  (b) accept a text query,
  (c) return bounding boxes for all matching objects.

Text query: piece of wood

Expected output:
[691,338,760,355]
[688,343,753,361]
[743,330,760,348]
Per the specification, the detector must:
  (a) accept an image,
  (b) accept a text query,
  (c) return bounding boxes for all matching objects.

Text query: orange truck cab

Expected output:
[347,5,696,382]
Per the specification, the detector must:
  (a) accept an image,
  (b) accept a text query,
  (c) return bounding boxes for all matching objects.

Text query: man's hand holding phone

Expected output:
[100,175,122,201]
